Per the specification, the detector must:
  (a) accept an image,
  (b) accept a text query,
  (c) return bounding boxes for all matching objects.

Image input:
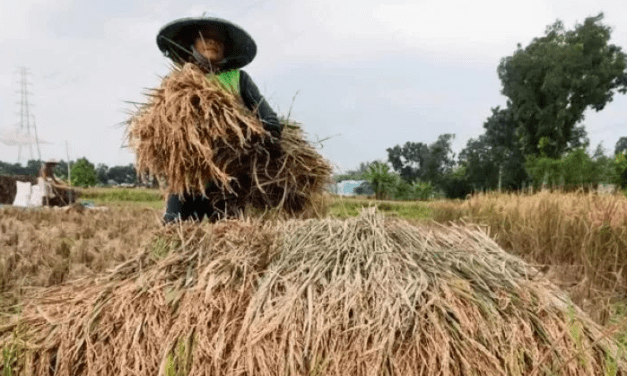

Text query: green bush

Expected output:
[412,181,434,201]
[364,162,397,200]
[526,155,563,188]
[391,179,413,200]
[526,148,621,190]
[615,152,627,189]
[70,158,98,188]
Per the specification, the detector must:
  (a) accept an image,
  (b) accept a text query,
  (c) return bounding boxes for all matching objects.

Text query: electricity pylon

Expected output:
[15,67,41,163]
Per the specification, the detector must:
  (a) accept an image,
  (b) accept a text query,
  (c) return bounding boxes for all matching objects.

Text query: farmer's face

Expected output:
[194,31,225,63]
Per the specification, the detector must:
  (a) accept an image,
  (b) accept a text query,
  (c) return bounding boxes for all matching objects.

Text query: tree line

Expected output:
[339,14,627,199]
[0,158,138,187]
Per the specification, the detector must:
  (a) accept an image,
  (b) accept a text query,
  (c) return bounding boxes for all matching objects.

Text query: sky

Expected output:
[1,0,626,173]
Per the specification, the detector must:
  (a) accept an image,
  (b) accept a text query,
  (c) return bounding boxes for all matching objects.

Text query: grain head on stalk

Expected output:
[126,63,332,218]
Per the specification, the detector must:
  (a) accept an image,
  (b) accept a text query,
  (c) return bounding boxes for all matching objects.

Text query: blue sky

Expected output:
[1,0,626,172]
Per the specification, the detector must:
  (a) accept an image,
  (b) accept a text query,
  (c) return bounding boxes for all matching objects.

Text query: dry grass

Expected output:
[429,191,627,324]
[2,209,625,375]
[126,63,332,218]
[0,205,162,309]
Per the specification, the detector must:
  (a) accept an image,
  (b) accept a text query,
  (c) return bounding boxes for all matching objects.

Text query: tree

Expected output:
[561,148,596,188]
[615,152,627,189]
[498,14,627,158]
[423,134,455,185]
[71,157,97,187]
[335,161,373,182]
[456,107,529,194]
[387,142,428,182]
[387,134,455,186]
[364,162,396,200]
[525,146,613,190]
[483,107,516,160]
[441,166,473,199]
[107,164,137,185]
[96,164,109,185]
[526,154,566,189]
[353,161,373,176]
[612,140,627,188]
[458,135,499,191]
[0,161,25,175]
[55,160,69,180]
[0,159,42,176]
[591,143,615,184]
[478,106,528,190]
[616,137,627,155]
[390,179,434,201]
[25,160,43,176]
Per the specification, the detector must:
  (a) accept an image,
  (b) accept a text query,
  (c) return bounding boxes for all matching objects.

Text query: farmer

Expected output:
[156,17,282,223]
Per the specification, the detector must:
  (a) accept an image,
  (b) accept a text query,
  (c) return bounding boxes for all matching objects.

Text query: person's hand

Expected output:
[260,129,282,156]
[270,129,281,140]
[264,127,281,143]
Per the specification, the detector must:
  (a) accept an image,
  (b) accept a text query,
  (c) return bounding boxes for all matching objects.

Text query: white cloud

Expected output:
[0,0,74,40]
[1,0,627,169]
[242,0,556,64]
[375,0,552,55]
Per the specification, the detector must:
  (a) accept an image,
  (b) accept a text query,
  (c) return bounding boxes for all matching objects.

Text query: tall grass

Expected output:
[429,191,627,324]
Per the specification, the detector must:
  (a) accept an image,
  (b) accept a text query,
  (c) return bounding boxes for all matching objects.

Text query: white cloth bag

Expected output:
[12,181,32,207]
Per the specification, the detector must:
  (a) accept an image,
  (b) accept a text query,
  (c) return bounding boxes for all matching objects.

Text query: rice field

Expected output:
[0,204,162,309]
[1,189,627,374]
[428,191,627,325]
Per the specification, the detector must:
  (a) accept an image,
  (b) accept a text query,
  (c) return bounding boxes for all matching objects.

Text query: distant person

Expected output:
[156,17,281,223]
[39,160,60,184]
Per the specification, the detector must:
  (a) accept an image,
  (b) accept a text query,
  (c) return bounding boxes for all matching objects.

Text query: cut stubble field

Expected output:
[3,188,627,323]
[0,202,163,310]
[2,188,627,374]
[335,191,627,325]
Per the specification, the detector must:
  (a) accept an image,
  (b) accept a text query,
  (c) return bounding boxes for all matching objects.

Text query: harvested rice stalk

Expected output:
[127,63,267,195]
[126,64,332,217]
[246,122,333,217]
[1,210,625,375]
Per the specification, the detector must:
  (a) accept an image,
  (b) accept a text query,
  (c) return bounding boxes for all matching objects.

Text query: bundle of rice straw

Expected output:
[126,63,332,217]
[2,210,625,375]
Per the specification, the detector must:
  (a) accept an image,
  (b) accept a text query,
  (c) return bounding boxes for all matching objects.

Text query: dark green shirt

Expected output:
[212,69,281,138]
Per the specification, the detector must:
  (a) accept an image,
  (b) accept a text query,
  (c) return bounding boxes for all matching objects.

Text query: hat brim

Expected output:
[157,17,257,70]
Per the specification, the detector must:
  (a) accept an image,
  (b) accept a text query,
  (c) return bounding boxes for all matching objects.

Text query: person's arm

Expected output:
[239,70,282,139]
